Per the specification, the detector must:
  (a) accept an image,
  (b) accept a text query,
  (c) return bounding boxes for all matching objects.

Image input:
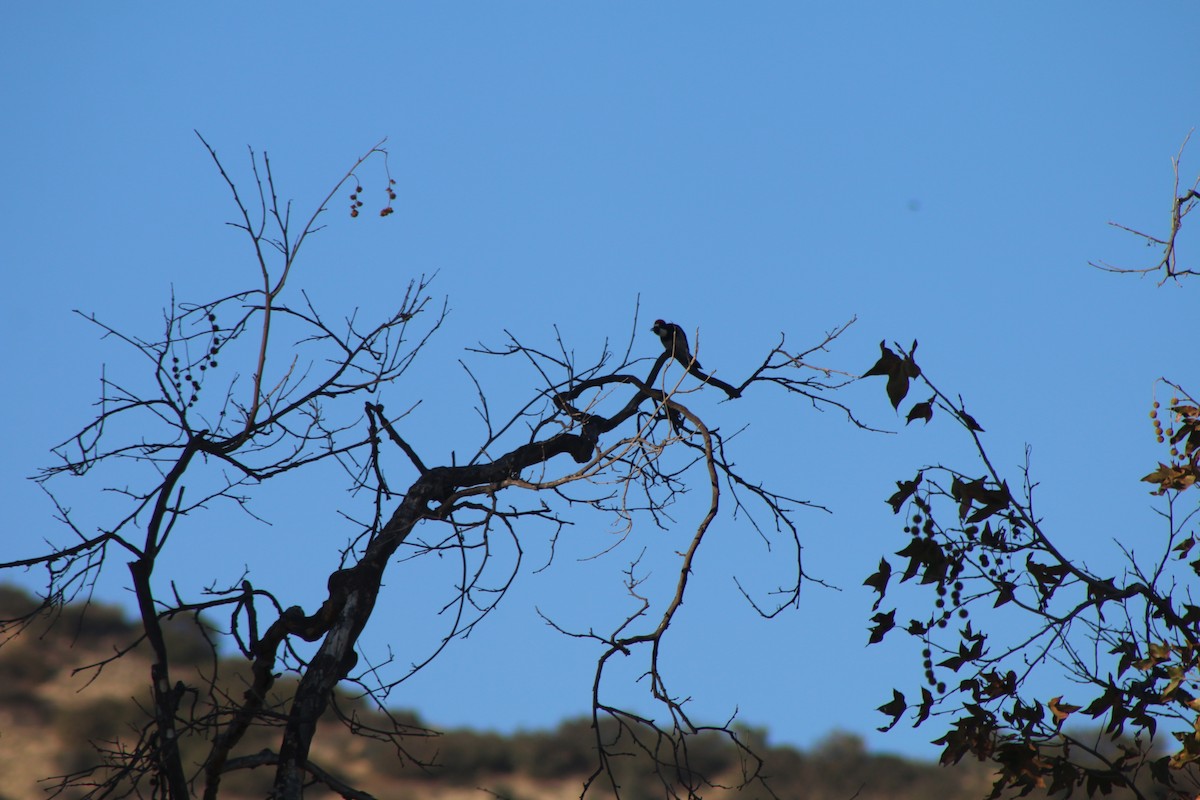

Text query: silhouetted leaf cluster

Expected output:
[1143,402,1200,494]
[863,340,921,411]
[865,328,1200,799]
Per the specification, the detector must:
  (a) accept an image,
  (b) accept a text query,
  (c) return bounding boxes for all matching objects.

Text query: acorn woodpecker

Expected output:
[651,319,701,371]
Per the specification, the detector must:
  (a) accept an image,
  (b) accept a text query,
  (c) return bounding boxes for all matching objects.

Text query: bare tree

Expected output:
[866,136,1200,799]
[2,135,866,800]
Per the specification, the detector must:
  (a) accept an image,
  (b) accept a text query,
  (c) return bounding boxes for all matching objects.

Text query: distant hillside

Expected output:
[0,585,1136,799]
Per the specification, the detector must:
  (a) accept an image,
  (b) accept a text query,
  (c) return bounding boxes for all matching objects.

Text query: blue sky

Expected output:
[2,4,1198,761]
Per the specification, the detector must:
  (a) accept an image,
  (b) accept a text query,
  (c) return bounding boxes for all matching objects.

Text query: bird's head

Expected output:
[652,319,667,331]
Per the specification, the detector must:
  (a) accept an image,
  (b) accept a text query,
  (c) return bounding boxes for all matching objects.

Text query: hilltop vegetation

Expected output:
[0,585,997,800]
[0,584,1171,800]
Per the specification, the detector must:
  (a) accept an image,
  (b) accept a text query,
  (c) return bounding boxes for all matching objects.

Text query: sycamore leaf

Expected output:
[1049,696,1081,729]
[950,476,967,519]
[993,579,1016,608]
[887,473,922,514]
[896,536,945,583]
[863,340,901,377]
[980,522,1004,549]
[966,501,1007,525]
[1169,406,1200,455]
[1026,556,1070,602]
[906,397,934,425]
[953,476,1010,522]
[864,558,892,610]
[1111,640,1139,677]
[863,340,921,409]
[877,689,907,732]
[1174,535,1195,560]
[887,370,910,410]
[1142,463,1199,494]
[980,669,1017,700]
[914,687,934,726]
[938,638,985,673]
[868,609,896,644]
[1163,664,1185,699]
[904,340,921,377]
[1083,687,1121,719]
[1142,463,1173,485]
